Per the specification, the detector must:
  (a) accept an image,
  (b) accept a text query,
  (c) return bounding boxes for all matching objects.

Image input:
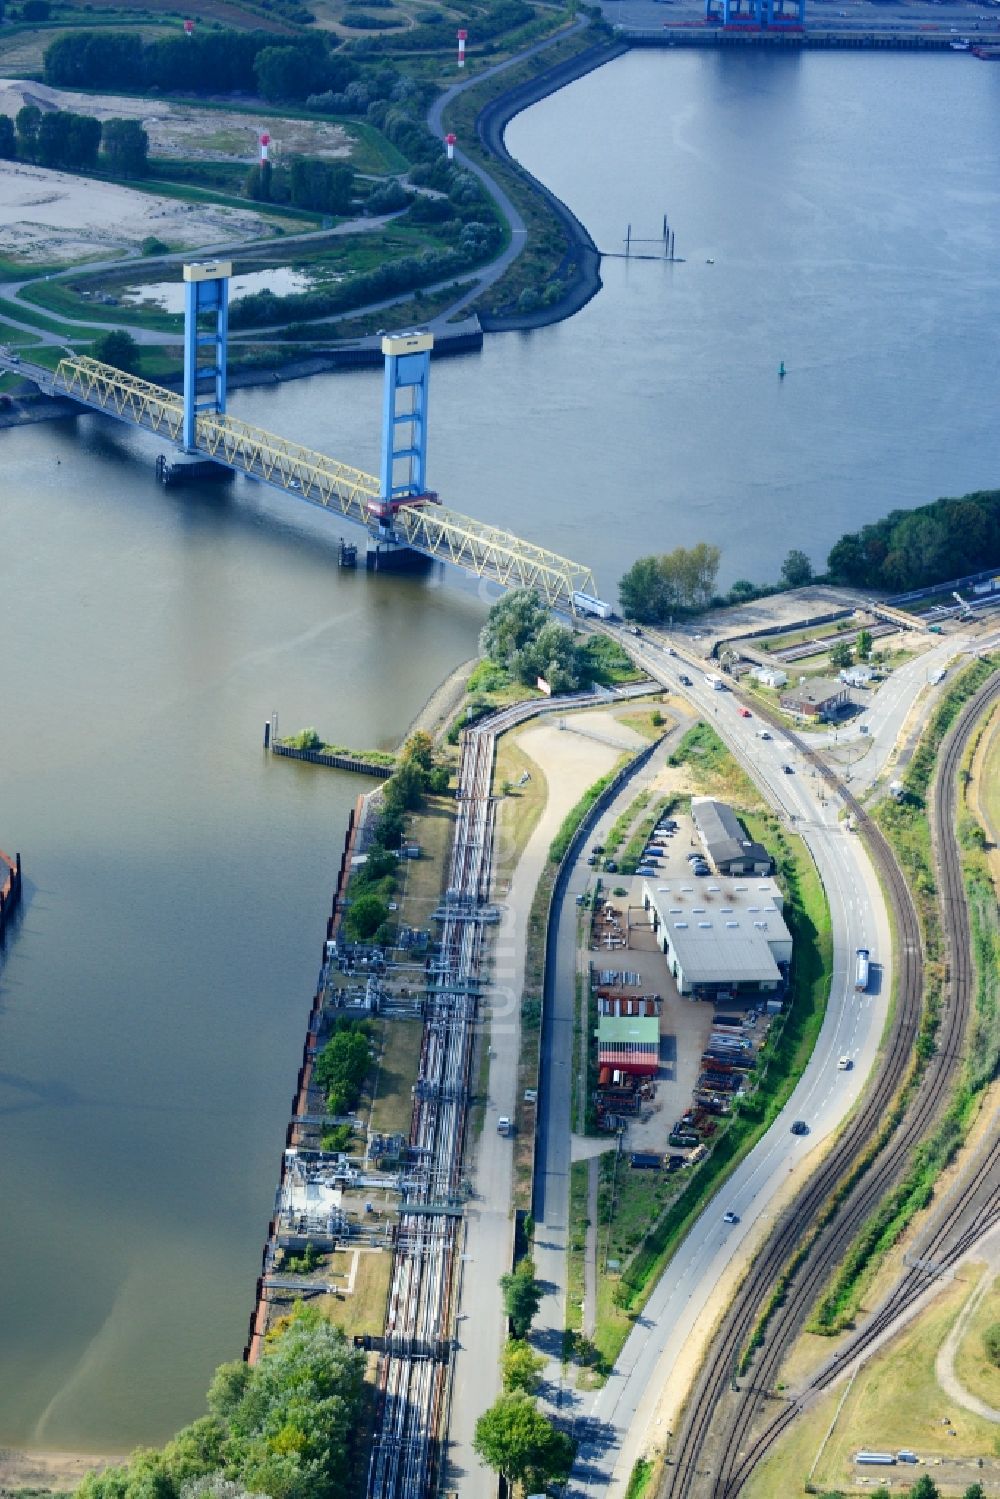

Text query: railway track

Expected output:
[366,683,651,1498]
[661,666,1000,1499]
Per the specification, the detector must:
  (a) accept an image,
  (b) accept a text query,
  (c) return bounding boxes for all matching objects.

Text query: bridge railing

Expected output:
[198,410,381,520]
[55,356,184,440]
[50,353,599,612]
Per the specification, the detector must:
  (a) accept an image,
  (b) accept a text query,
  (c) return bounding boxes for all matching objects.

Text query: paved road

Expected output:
[536,632,908,1495]
[0,22,588,359]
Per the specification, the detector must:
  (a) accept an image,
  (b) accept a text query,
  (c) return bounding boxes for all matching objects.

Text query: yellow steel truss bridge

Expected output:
[52,355,597,611]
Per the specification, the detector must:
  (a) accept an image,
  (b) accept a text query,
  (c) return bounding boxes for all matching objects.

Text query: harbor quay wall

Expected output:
[243,796,367,1363]
[0,849,23,944]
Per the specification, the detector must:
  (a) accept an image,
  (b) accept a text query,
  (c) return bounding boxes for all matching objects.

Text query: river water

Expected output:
[1,47,998,1452]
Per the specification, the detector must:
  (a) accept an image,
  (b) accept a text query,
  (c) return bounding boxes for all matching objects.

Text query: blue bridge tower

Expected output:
[367,330,438,572]
[379,330,433,506]
[182,259,231,451]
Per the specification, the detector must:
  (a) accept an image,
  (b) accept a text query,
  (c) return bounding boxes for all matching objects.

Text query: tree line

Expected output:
[73,1303,367,1499]
[42,28,357,103]
[825,488,1000,592]
[617,489,1000,621]
[0,107,148,176]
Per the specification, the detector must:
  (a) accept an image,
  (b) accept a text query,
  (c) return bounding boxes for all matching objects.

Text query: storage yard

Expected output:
[584,799,791,1165]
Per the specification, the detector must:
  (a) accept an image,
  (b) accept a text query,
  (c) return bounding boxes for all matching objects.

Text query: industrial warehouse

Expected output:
[642,875,792,1000]
[586,799,795,1153]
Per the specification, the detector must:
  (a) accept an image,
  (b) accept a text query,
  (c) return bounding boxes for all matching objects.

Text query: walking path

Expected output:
[936,1256,1000,1423]
[584,1156,599,1338]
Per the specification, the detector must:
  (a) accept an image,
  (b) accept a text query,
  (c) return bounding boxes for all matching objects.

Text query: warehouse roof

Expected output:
[597,1012,660,1044]
[642,877,792,986]
[691,797,772,871]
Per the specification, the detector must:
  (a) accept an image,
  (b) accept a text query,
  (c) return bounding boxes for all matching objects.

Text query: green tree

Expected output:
[382,755,426,813]
[473,1392,575,1489]
[500,1257,542,1338]
[102,117,148,177]
[314,1026,372,1114]
[254,44,328,103]
[909,1476,940,1499]
[288,156,354,214]
[619,554,671,623]
[529,620,583,692]
[93,329,141,374]
[618,545,721,622]
[962,1485,986,1499]
[501,1339,545,1393]
[781,548,813,587]
[0,115,14,160]
[855,628,873,659]
[829,641,853,670]
[15,103,40,161]
[480,587,549,669]
[343,891,388,940]
[401,730,434,772]
[983,1321,1000,1366]
[77,1306,366,1499]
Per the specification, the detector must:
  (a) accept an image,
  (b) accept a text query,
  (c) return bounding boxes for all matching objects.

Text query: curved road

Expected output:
[540,630,899,1497]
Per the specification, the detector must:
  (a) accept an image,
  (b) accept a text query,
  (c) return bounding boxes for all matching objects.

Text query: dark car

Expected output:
[790,1120,809,1136]
[783,764,794,775]
[605,860,618,873]
[679,674,693,686]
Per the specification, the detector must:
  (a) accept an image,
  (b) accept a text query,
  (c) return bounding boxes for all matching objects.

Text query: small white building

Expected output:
[752,664,788,689]
[840,664,874,688]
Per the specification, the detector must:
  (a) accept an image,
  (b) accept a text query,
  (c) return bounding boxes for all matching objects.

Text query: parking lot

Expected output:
[585,807,777,1159]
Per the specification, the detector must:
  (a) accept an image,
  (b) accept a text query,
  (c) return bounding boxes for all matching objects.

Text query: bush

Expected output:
[984,1322,1000,1367]
[343,891,388,940]
[92,329,141,374]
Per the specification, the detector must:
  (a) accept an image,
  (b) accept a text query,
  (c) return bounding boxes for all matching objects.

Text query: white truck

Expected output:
[705,673,725,690]
[572,591,613,620]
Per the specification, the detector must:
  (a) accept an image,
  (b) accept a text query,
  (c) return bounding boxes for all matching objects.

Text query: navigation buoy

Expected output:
[259,131,271,163]
[183,17,194,35]
[445,132,457,161]
[457,28,468,66]
[779,361,786,379]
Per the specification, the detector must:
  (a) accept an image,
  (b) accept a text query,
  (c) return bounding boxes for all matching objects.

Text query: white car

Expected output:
[837,1056,853,1070]
[722,1210,740,1224]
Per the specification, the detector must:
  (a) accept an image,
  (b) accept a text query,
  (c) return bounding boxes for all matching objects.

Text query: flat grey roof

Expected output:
[781,676,846,706]
[642,878,791,985]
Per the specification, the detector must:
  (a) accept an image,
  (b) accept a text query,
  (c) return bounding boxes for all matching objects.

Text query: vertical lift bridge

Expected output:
[12,258,599,612]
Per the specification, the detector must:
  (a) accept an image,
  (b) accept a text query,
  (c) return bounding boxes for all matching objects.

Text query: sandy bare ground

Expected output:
[0,160,302,263]
[0,81,353,164]
[0,1447,125,1493]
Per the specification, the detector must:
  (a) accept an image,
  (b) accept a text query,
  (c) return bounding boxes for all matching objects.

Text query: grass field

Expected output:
[313,1249,394,1339]
[743,1267,1000,1498]
[668,721,763,807]
[494,733,548,874]
[954,1266,1000,1413]
[369,1018,423,1136]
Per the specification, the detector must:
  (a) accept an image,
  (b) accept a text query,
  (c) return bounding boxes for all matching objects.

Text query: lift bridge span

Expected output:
[9,263,598,613]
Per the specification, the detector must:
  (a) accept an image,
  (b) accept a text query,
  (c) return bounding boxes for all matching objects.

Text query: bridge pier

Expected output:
[365,540,435,574]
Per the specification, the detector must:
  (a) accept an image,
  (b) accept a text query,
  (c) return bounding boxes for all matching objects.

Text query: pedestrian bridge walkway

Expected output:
[43,353,598,611]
